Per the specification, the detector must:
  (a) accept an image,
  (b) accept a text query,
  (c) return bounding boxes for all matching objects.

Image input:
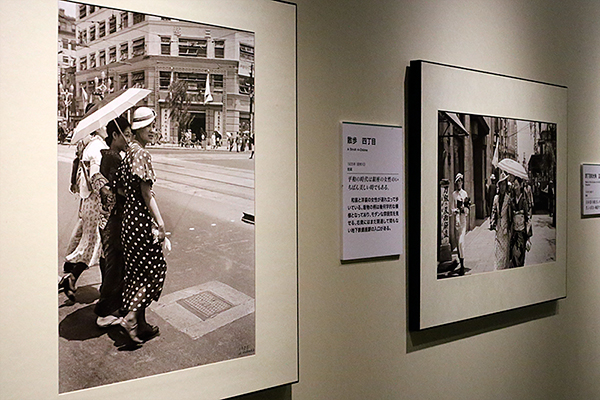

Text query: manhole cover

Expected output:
[177,291,233,320]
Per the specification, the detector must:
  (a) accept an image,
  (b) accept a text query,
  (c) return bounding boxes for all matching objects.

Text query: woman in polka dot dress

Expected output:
[117,107,166,344]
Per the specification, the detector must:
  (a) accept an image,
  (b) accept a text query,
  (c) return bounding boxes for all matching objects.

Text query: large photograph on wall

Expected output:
[1,0,297,399]
[58,1,256,393]
[408,60,567,330]
[437,112,556,279]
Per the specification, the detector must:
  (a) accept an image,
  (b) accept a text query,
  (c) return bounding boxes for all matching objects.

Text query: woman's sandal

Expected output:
[58,274,76,301]
[138,324,160,342]
[120,319,144,344]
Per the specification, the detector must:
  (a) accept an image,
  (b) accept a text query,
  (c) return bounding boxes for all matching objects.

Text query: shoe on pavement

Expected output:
[97,315,122,328]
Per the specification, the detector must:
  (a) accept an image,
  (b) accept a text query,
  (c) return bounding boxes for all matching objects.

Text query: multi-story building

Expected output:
[73,3,255,143]
[58,8,77,126]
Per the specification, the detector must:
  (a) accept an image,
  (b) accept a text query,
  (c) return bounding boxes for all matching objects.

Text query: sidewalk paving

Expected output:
[463,214,556,275]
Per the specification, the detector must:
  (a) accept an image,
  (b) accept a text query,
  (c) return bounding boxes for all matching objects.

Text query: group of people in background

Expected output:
[452,169,534,275]
[177,128,254,159]
[58,107,167,346]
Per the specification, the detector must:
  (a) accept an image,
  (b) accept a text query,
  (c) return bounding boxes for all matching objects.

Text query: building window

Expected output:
[79,5,87,19]
[79,29,87,44]
[120,11,128,29]
[178,38,207,57]
[213,74,223,89]
[109,15,116,34]
[62,38,69,48]
[159,71,171,89]
[99,50,106,66]
[119,73,128,90]
[133,13,145,25]
[239,76,253,94]
[89,6,96,13]
[161,36,171,55]
[177,72,206,92]
[63,56,70,64]
[240,44,254,62]
[89,25,96,41]
[98,21,106,38]
[131,71,145,88]
[108,46,116,63]
[89,53,96,68]
[79,57,87,71]
[214,40,225,58]
[132,37,145,57]
[120,42,128,60]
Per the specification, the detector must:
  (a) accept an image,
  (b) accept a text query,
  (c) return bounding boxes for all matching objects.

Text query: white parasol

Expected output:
[498,158,528,180]
[71,88,151,143]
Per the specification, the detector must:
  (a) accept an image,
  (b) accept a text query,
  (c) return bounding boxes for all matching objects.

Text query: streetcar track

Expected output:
[156,178,254,202]
[153,160,254,186]
[156,165,254,191]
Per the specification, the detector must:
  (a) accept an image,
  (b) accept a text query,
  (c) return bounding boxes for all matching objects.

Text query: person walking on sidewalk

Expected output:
[118,107,167,344]
[452,173,469,275]
[509,177,532,268]
[59,129,109,301]
[490,172,512,270]
[94,117,132,328]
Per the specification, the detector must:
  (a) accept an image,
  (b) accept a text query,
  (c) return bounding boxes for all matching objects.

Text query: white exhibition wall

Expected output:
[289,0,599,399]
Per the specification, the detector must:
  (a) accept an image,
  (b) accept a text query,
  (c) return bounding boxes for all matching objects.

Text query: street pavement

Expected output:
[460,214,556,275]
[57,144,256,393]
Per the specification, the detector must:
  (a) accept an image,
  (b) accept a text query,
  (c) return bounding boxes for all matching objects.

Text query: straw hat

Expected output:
[131,107,156,130]
[454,173,464,183]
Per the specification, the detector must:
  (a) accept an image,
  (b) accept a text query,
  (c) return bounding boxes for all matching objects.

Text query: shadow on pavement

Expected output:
[59,304,105,341]
[59,302,148,351]
[59,284,100,309]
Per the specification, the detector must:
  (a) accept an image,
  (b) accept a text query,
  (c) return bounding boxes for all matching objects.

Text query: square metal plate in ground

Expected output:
[150,280,255,339]
[177,291,234,320]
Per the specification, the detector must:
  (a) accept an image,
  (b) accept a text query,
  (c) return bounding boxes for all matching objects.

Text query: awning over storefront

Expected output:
[440,111,469,136]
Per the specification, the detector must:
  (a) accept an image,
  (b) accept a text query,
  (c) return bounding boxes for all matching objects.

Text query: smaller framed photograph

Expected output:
[407,60,567,330]
[581,164,600,217]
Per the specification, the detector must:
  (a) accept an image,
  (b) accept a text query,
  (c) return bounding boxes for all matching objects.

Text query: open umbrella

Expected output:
[71,88,151,143]
[498,158,528,180]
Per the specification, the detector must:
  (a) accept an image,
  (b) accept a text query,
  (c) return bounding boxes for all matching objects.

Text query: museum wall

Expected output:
[240,0,600,399]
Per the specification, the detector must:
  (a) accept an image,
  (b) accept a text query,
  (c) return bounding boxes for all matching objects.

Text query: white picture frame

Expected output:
[407,60,567,330]
[0,0,297,399]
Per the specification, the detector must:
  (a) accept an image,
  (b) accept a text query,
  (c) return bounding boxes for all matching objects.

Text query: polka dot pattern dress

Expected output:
[118,142,167,312]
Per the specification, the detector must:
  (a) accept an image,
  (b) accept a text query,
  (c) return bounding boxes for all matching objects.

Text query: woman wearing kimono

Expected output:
[490,172,512,270]
[510,177,532,268]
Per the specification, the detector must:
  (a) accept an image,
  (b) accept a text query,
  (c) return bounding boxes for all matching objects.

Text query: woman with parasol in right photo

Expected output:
[490,158,532,270]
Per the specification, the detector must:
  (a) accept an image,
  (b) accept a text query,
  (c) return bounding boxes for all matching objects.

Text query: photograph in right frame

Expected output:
[437,111,556,279]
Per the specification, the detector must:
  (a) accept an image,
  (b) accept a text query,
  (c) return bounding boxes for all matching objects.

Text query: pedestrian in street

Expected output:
[118,107,167,344]
[94,116,132,328]
[249,134,254,159]
[452,173,469,275]
[486,173,497,217]
[59,128,109,301]
[490,172,512,270]
[509,177,532,268]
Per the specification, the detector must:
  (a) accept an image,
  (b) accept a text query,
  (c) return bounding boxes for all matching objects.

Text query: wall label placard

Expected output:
[581,163,600,217]
[341,122,404,261]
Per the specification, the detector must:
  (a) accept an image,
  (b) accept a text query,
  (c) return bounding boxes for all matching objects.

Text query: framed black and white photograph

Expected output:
[1,0,297,399]
[408,60,567,330]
